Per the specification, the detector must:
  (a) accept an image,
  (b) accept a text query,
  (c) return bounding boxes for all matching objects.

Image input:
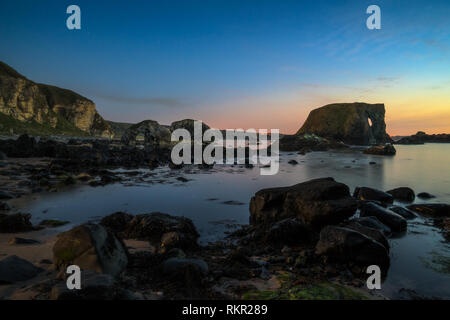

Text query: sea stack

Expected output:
[297,102,392,145]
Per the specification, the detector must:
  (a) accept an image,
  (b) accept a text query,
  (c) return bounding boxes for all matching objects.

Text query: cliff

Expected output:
[0,61,112,137]
[297,102,392,145]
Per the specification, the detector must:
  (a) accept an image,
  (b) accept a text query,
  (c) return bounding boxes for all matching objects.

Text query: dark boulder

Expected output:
[359,202,407,232]
[417,192,435,199]
[265,218,311,246]
[345,222,389,251]
[0,255,43,284]
[100,212,134,235]
[387,187,415,202]
[0,213,34,233]
[122,212,199,251]
[407,204,450,218]
[315,226,390,271]
[0,201,11,211]
[389,206,417,220]
[250,177,357,230]
[353,187,394,204]
[363,144,396,156]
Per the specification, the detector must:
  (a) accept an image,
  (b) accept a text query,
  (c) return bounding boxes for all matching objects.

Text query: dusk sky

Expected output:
[1,0,449,135]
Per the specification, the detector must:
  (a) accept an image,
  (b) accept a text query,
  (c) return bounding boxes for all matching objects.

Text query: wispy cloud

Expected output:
[92,93,189,108]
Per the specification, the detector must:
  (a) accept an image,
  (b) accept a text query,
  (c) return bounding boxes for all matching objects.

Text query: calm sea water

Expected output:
[10,144,450,299]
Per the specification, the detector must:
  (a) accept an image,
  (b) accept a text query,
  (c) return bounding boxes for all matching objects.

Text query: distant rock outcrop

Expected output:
[395,131,450,144]
[170,119,210,137]
[0,61,112,137]
[297,103,392,145]
[121,120,171,147]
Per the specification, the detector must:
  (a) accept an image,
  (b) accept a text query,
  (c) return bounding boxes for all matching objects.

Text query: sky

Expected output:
[0,0,449,135]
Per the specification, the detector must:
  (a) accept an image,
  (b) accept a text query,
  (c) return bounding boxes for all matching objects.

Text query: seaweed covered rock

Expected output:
[297,103,392,145]
[53,223,128,277]
[249,178,357,230]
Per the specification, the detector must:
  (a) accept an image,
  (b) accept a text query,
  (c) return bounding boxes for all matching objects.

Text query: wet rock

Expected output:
[265,218,311,246]
[389,206,417,220]
[53,223,128,277]
[345,222,389,251]
[0,201,11,211]
[363,144,396,156]
[315,226,389,271]
[359,202,407,232]
[387,187,415,202]
[0,255,43,284]
[351,216,391,236]
[122,213,199,251]
[417,192,435,199]
[0,151,7,160]
[0,213,34,233]
[8,237,40,245]
[250,177,357,230]
[100,212,133,235]
[288,159,299,165]
[353,187,394,204]
[407,204,450,218]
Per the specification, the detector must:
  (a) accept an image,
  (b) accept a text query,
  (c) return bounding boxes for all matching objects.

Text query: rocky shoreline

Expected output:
[1,162,449,299]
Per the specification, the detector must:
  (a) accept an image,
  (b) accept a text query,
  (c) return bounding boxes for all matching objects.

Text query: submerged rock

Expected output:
[0,255,43,284]
[353,187,394,204]
[250,177,357,230]
[359,202,407,232]
[53,223,128,277]
[387,187,415,202]
[315,226,390,271]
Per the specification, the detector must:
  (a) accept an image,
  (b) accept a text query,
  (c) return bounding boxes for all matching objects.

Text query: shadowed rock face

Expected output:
[0,61,112,137]
[297,103,392,145]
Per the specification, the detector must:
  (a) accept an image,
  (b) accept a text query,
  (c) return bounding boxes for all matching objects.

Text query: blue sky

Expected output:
[0,0,449,134]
